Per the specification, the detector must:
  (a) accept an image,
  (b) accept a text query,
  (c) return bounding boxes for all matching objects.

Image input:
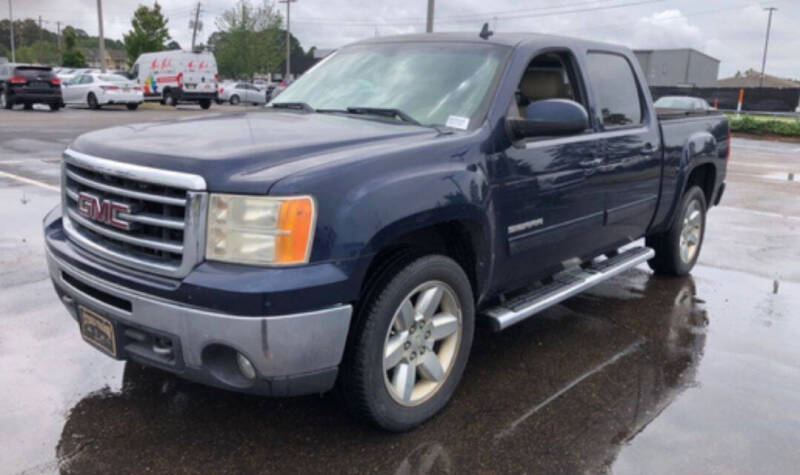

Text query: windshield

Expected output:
[276,42,509,128]
[14,67,54,79]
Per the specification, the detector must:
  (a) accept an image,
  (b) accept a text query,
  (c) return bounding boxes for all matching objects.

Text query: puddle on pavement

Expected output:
[6,265,790,474]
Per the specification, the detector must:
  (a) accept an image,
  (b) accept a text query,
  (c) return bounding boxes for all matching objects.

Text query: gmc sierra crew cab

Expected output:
[44,32,728,431]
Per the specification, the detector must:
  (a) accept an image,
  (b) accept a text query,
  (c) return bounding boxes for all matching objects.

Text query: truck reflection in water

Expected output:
[56,270,707,474]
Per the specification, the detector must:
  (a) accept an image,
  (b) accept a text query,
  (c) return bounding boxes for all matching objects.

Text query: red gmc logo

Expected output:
[76,192,132,230]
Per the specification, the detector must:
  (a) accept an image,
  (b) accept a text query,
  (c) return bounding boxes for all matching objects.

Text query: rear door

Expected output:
[184,54,216,94]
[584,52,661,241]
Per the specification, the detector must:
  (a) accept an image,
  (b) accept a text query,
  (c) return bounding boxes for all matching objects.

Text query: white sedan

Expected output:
[62,73,143,110]
[217,82,266,105]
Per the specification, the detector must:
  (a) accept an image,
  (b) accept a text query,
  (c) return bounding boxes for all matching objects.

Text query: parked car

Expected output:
[0,63,62,111]
[129,50,217,109]
[655,95,713,111]
[44,32,729,431]
[217,82,266,105]
[62,72,143,110]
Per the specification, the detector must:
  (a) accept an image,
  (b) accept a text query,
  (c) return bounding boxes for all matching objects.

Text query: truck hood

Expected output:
[69,111,438,192]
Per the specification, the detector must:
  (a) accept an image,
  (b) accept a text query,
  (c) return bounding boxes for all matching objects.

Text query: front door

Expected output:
[493,50,608,290]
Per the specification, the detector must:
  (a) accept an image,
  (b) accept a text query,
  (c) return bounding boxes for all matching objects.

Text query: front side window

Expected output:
[586,52,643,128]
[276,42,509,128]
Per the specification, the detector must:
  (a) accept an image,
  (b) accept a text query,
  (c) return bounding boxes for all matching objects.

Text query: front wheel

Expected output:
[126,103,139,111]
[341,255,474,431]
[49,103,61,111]
[199,99,211,110]
[647,186,707,275]
[229,95,240,105]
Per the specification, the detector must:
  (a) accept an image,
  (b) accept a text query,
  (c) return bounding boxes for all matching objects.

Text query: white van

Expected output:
[130,51,218,109]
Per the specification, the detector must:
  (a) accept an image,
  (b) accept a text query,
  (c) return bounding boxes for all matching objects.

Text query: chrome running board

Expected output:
[483,247,655,331]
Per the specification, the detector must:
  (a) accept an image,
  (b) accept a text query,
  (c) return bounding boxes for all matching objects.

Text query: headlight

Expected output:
[205,194,316,266]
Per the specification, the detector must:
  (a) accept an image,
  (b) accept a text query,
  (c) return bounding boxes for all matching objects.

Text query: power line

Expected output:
[289,0,667,27]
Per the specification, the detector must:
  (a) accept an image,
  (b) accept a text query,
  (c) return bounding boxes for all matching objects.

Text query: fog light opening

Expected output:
[236,352,257,380]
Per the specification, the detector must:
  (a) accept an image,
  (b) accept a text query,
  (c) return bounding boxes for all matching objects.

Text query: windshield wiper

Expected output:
[271,102,315,112]
[344,107,421,126]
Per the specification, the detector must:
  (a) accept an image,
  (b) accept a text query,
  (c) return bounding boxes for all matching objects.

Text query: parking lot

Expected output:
[1,106,799,474]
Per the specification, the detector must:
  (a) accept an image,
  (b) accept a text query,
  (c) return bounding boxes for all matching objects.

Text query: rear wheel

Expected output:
[341,254,474,431]
[23,103,33,110]
[0,90,11,109]
[647,186,707,276]
[199,99,211,110]
[229,95,240,105]
[126,103,139,111]
[49,103,61,111]
[168,90,178,107]
[87,93,100,110]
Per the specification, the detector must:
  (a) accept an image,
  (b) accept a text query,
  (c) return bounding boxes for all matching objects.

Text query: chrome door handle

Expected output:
[579,158,603,167]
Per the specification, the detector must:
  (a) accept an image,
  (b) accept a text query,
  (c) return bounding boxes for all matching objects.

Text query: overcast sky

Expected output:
[8,0,800,79]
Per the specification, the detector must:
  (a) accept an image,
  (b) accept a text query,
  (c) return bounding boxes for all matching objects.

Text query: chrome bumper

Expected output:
[46,246,353,396]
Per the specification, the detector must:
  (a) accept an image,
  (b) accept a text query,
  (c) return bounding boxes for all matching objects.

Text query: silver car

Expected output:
[217,82,266,105]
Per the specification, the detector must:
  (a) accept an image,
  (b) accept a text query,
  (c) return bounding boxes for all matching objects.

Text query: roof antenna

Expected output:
[479,22,494,40]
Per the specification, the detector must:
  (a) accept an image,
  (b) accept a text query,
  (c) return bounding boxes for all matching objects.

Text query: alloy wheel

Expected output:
[382,281,462,406]
[679,199,702,263]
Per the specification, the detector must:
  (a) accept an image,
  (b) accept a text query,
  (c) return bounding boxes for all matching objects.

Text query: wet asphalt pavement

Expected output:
[1,107,799,474]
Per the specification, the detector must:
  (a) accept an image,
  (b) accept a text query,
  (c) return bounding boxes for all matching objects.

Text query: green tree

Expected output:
[17,40,60,64]
[213,0,283,79]
[62,27,85,67]
[166,40,181,50]
[123,2,170,64]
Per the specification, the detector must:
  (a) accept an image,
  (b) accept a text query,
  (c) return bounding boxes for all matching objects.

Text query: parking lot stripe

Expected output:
[0,170,60,192]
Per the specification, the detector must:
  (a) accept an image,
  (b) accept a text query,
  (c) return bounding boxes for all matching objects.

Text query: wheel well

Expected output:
[687,163,716,205]
[360,221,481,303]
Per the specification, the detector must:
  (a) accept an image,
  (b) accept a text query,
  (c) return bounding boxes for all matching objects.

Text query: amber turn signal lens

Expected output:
[275,197,315,264]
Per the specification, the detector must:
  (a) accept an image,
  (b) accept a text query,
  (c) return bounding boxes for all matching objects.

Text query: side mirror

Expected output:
[507,99,589,141]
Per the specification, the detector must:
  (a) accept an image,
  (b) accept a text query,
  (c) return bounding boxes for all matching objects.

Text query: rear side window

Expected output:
[586,53,642,128]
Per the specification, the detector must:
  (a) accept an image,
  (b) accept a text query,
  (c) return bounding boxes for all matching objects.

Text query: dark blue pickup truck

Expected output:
[44,32,728,431]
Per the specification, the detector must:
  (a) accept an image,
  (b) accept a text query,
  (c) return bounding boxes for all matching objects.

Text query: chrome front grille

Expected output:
[62,149,207,278]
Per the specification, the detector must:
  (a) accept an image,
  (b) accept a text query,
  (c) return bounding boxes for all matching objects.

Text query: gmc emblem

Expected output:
[76,192,132,230]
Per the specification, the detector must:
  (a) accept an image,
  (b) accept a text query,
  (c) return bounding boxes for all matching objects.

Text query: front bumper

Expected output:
[45,219,353,397]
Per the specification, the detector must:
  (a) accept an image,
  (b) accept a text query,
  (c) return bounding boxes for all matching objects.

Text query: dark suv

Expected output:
[0,63,63,111]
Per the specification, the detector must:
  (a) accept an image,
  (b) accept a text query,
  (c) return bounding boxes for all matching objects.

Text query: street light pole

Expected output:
[426,0,434,33]
[279,0,297,82]
[759,7,777,88]
[8,0,15,63]
[97,0,107,73]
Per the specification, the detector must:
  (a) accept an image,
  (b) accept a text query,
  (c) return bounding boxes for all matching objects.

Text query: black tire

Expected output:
[340,254,475,431]
[215,99,223,105]
[647,186,707,276]
[49,103,61,111]
[87,93,100,110]
[23,102,33,110]
[126,103,139,111]
[168,90,178,107]
[0,90,11,109]
[199,99,211,110]
[229,95,240,105]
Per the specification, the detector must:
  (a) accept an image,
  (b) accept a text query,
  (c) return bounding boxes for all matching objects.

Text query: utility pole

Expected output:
[56,21,61,50]
[279,0,297,81]
[97,0,107,72]
[8,0,15,62]
[759,7,777,88]
[426,0,435,33]
[190,2,202,52]
[38,15,42,40]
